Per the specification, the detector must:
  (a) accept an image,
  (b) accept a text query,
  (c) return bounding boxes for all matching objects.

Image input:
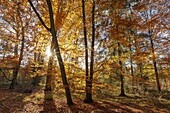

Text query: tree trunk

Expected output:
[47,0,73,105]
[32,39,40,86]
[45,56,53,91]
[9,69,19,89]
[149,30,161,92]
[10,4,25,89]
[118,42,126,96]
[10,31,19,89]
[29,0,73,105]
[84,0,95,103]
[81,0,91,103]
[10,27,25,89]
[51,29,73,105]
[128,31,134,90]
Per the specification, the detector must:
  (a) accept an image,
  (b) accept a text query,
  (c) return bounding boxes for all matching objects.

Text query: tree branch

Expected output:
[0,69,13,81]
[1,17,17,32]
[28,0,50,31]
[46,0,56,51]
[46,0,55,32]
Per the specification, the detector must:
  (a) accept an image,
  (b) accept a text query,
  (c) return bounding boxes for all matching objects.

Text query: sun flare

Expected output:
[45,45,52,58]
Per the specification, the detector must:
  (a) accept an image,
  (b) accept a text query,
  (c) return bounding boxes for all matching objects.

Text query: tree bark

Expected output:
[118,42,126,96]
[10,27,25,89]
[149,30,161,92]
[48,0,73,105]
[45,56,53,91]
[84,0,95,103]
[81,0,92,103]
[128,31,134,90]
[9,3,25,89]
[28,0,73,105]
[32,42,40,86]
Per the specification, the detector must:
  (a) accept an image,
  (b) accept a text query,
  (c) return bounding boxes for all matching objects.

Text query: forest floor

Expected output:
[0,88,170,113]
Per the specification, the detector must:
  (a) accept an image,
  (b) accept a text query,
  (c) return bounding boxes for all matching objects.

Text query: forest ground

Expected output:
[0,87,170,113]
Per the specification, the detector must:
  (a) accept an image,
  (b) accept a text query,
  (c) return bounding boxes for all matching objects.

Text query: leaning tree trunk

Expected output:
[51,29,73,105]
[29,0,73,106]
[47,0,73,105]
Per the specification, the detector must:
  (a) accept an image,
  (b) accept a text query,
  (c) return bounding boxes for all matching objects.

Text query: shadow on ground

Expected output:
[0,88,170,113]
[40,91,57,113]
[0,88,32,113]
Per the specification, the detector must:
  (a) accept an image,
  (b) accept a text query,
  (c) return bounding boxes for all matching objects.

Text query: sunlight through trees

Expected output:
[0,0,169,110]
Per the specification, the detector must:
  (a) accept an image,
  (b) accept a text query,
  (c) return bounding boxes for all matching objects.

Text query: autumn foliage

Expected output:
[0,0,169,108]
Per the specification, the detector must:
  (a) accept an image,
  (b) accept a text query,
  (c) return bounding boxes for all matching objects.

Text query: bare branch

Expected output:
[28,0,50,31]
[46,0,55,32]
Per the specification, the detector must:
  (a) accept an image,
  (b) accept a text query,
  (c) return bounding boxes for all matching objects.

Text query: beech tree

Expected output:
[0,0,169,107]
[81,0,96,103]
[0,1,30,89]
[10,2,25,89]
[28,0,73,105]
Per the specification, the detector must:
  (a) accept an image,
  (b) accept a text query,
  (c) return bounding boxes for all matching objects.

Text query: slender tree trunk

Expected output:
[10,27,25,89]
[149,30,161,92]
[81,0,91,103]
[47,1,73,105]
[84,0,95,103]
[128,31,134,90]
[29,0,73,105]
[134,32,143,93]
[115,19,126,96]
[135,35,143,78]
[10,3,25,89]
[52,30,73,105]
[118,42,126,96]
[10,31,19,89]
[126,4,134,90]
[89,0,95,101]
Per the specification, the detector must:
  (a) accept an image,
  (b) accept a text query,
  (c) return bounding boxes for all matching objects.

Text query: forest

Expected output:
[0,0,169,112]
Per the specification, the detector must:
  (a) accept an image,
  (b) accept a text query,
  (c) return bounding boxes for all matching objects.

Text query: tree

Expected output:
[0,1,28,89]
[81,0,90,102]
[88,0,95,102]
[28,0,73,105]
[10,2,25,89]
[82,0,96,103]
[136,0,170,92]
